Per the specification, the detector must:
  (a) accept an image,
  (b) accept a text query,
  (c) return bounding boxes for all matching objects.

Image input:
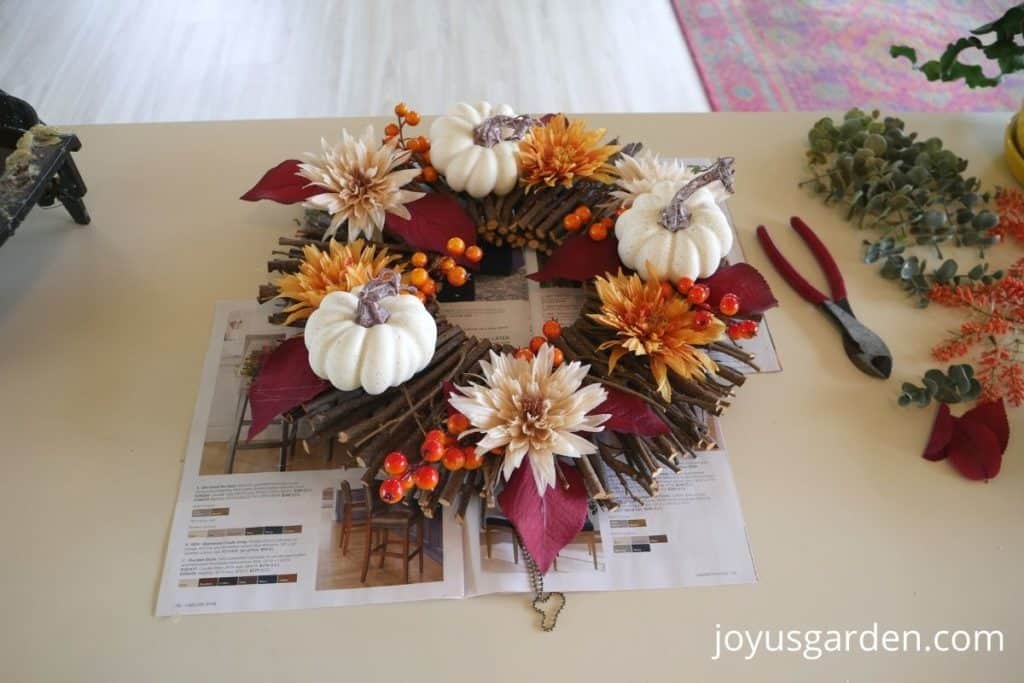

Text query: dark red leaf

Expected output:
[960,399,1009,454]
[947,419,1002,481]
[498,462,590,573]
[597,386,669,436]
[247,337,329,440]
[527,233,623,283]
[698,262,779,316]
[240,160,321,204]
[384,194,478,268]
[922,403,955,461]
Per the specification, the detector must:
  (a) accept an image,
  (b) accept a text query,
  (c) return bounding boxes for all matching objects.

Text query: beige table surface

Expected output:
[0,113,1020,682]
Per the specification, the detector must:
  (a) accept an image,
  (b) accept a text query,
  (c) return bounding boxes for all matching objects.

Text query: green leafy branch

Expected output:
[891,4,1024,89]
[899,364,982,407]
[803,109,1001,306]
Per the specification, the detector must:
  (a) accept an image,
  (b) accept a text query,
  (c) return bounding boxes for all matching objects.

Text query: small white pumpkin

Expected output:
[304,274,437,395]
[429,101,524,198]
[615,173,734,282]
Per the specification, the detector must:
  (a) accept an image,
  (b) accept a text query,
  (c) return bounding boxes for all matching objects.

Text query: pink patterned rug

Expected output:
[672,0,1024,111]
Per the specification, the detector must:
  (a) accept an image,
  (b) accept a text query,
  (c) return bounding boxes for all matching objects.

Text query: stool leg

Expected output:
[402,525,410,584]
[379,529,388,568]
[360,525,372,583]
[418,517,425,575]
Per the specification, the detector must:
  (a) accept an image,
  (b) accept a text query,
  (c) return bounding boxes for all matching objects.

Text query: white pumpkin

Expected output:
[615,179,734,281]
[304,285,437,395]
[429,101,522,198]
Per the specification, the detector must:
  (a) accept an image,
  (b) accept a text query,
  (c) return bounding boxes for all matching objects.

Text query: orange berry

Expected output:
[563,213,583,231]
[676,277,695,294]
[414,290,427,302]
[542,319,562,341]
[384,122,400,137]
[462,446,484,470]
[446,413,470,435]
[573,205,592,222]
[659,281,675,298]
[588,222,608,241]
[414,466,439,490]
[446,236,467,257]
[551,347,564,367]
[406,111,421,126]
[415,135,429,151]
[405,137,420,153]
[411,251,428,268]
[446,266,468,287]
[420,278,437,296]
[442,447,465,471]
[420,150,431,165]
[439,256,456,272]
[394,102,409,117]
[529,335,546,354]
[422,166,438,183]
[599,216,614,228]
[615,206,627,216]
[409,267,429,287]
[464,245,483,263]
[514,348,535,362]
[719,293,741,317]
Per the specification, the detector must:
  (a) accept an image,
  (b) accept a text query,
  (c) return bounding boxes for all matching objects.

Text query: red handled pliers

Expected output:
[756,217,892,379]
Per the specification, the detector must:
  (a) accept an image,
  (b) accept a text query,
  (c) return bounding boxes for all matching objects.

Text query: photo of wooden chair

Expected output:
[337,481,368,556]
[360,484,425,585]
[482,514,519,564]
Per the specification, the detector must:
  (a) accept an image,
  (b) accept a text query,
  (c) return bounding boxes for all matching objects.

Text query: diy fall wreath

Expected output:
[240,101,778,599]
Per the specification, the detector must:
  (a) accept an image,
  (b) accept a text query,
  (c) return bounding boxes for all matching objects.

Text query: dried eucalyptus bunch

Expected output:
[803,108,1001,306]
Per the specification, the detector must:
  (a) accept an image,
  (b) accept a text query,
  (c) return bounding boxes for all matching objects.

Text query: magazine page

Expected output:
[463,422,756,596]
[156,301,464,616]
[436,248,533,346]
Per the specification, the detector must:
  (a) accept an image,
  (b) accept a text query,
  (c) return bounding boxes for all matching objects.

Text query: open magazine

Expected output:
[156,294,770,615]
[156,193,778,615]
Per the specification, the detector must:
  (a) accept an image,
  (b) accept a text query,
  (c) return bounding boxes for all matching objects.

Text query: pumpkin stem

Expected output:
[354,269,405,327]
[659,156,735,232]
[473,114,539,147]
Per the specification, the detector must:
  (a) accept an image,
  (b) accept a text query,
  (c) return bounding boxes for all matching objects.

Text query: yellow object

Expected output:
[1003,114,1024,186]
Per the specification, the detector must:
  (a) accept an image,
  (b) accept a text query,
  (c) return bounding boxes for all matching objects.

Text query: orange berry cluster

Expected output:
[513,319,564,364]
[388,102,437,183]
[405,237,483,301]
[671,277,758,340]
[562,204,615,242]
[378,413,485,504]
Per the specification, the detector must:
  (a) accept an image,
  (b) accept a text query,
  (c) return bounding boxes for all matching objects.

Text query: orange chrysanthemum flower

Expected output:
[588,268,725,401]
[518,115,619,191]
[275,239,399,324]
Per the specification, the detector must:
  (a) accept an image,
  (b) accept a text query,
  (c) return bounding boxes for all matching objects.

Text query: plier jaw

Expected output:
[821,300,893,379]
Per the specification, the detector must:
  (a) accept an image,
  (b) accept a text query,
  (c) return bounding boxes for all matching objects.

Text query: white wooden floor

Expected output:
[0,0,710,125]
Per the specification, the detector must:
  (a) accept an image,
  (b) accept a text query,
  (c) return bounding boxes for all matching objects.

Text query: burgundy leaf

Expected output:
[946,419,1003,481]
[247,337,329,440]
[240,160,321,204]
[597,386,669,436]
[528,233,623,283]
[922,403,955,461]
[384,194,478,268]
[698,262,779,315]
[960,399,1009,454]
[498,462,589,573]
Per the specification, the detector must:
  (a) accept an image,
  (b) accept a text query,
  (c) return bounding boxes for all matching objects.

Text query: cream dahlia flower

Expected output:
[449,344,610,494]
[298,126,424,241]
[612,149,695,208]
